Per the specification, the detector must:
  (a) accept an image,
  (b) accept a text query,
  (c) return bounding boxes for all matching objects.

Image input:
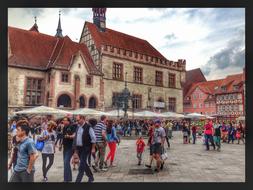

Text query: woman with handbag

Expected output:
[39,121,57,182]
[105,120,120,167]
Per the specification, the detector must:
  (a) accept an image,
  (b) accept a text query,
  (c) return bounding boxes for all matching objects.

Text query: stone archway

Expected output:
[57,94,72,108]
[79,96,86,108]
[88,96,97,108]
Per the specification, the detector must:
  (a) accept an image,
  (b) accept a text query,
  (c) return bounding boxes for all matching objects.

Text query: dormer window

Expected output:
[233,85,239,91]
[221,86,226,92]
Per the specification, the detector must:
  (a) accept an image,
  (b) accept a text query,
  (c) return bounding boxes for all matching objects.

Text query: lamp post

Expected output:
[122,72,131,119]
[113,72,131,120]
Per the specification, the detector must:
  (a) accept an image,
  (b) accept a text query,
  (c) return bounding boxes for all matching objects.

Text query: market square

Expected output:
[7,8,245,183]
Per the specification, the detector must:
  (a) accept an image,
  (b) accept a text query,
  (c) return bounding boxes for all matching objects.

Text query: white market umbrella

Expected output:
[185,112,207,119]
[134,110,162,118]
[160,112,185,119]
[71,108,106,116]
[205,115,215,119]
[14,106,72,116]
[105,109,134,118]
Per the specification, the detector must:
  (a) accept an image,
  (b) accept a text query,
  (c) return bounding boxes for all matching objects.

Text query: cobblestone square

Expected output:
[8,131,245,182]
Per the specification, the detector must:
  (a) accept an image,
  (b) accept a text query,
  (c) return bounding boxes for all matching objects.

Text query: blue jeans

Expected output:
[63,147,74,182]
[228,135,234,143]
[192,133,196,144]
[205,134,215,150]
[75,147,93,182]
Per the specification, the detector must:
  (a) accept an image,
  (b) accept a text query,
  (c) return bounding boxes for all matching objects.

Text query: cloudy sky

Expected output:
[8,8,245,80]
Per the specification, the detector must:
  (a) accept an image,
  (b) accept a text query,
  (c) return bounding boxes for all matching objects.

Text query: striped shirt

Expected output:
[94,121,106,143]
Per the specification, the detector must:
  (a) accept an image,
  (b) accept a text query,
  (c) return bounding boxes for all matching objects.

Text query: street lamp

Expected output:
[122,72,131,119]
[113,72,131,120]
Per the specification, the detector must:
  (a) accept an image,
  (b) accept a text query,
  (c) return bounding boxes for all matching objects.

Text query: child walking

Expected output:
[71,152,80,170]
[136,135,146,165]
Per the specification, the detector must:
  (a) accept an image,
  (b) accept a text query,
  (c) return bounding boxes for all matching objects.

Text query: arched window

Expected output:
[79,96,85,108]
[88,97,97,108]
[57,94,71,108]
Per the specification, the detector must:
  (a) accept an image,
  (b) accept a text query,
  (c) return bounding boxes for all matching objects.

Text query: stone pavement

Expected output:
[8,131,245,182]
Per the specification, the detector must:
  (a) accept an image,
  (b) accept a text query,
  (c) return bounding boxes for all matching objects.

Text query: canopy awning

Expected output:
[14,106,72,116]
[185,112,207,119]
[71,108,106,116]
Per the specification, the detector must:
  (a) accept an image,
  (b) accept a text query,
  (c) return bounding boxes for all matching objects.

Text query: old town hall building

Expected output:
[8,8,186,114]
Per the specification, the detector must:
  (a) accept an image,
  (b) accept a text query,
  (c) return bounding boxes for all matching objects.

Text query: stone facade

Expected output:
[8,67,46,114]
[101,55,185,112]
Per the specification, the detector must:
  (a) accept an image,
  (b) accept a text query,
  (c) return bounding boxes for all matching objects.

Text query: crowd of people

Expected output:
[180,120,245,151]
[8,115,173,182]
[8,114,245,183]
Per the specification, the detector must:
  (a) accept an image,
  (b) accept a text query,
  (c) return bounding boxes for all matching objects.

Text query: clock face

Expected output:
[100,22,105,28]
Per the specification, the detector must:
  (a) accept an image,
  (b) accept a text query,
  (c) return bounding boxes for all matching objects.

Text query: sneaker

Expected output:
[100,168,108,172]
[88,177,94,183]
[154,168,160,172]
[43,177,48,182]
[145,164,151,168]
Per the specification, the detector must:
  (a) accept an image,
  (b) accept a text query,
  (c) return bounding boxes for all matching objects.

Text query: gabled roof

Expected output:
[8,26,101,75]
[9,26,57,69]
[184,79,223,99]
[85,21,166,59]
[184,72,244,100]
[216,73,244,94]
[183,68,207,97]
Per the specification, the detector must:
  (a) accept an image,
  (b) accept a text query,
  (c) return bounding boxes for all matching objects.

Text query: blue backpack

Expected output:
[35,130,48,151]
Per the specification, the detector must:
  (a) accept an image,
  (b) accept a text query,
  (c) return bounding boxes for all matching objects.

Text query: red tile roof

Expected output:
[184,72,244,100]
[8,26,101,75]
[85,22,166,59]
[183,68,207,97]
[216,73,244,94]
[9,26,57,69]
[185,79,223,99]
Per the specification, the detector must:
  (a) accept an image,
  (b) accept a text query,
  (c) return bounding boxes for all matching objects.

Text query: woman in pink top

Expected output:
[204,120,216,151]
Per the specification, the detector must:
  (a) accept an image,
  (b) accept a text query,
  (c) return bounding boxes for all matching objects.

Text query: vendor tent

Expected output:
[134,110,162,118]
[160,112,185,119]
[14,106,72,116]
[105,110,134,118]
[185,113,207,119]
[71,108,106,116]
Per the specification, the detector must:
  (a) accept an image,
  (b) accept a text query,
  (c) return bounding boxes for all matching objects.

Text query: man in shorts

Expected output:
[153,119,166,172]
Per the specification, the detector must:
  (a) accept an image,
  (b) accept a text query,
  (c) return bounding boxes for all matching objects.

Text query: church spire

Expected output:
[29,16,39,32]
[55,10,63,37]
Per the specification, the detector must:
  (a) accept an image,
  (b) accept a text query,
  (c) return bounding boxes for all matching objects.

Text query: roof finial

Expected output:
[29,16,39,32]
[55,10,63,37]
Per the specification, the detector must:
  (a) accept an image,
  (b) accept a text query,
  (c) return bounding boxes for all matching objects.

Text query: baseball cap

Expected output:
[154,119,161,124]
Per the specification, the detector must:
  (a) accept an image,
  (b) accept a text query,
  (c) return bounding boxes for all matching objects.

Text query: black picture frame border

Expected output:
[1,1,252,190]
